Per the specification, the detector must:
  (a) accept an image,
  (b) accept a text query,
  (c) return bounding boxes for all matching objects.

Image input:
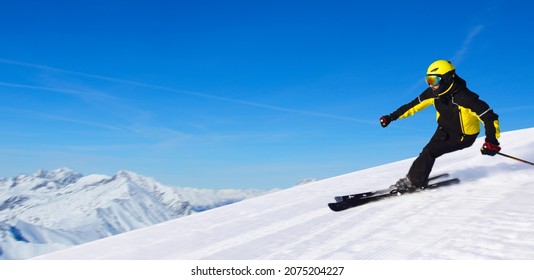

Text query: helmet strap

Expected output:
[436,80,455,97]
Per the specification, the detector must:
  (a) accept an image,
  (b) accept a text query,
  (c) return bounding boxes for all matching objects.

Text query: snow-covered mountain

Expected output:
[0,169,269,259]
[35,127,534,260]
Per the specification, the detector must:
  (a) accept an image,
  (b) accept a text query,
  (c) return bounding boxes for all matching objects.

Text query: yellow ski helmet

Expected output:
[426,60,455,76]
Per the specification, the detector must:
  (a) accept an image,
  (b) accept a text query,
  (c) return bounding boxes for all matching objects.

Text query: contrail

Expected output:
[0,58,373,124]
[452,24,484,65]
[0,81,100,97]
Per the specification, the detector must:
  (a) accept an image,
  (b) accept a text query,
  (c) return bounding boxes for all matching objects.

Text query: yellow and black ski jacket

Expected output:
[390,76,500,144]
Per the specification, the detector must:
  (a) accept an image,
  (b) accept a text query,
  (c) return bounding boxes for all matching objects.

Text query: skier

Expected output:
[380,60,501,193]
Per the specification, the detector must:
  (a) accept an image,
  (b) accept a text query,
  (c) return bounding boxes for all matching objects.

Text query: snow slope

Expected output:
[0,169,268,259]
[36,128,534,260]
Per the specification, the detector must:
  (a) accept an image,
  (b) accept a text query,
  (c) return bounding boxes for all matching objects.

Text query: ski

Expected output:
[334,173,449,202]
[328,177,460,212]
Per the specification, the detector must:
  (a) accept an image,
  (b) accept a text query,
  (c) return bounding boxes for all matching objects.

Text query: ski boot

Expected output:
[389,177,417,194]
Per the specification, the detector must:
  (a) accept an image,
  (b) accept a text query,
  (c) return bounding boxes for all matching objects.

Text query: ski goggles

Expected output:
[425,75,441,86]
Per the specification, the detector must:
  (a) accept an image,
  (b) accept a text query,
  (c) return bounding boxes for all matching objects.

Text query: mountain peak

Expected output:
[114,170,148,182]
[33,127,534,260]
[0,168,269,259]
[32,168,81,181]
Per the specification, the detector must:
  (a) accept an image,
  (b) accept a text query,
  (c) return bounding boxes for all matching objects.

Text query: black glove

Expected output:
[481,140,501,156]
[380,115,392,128]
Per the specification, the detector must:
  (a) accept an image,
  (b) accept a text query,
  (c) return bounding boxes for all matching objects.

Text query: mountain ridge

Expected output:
[35,127,534,260]
[0,168,271,259]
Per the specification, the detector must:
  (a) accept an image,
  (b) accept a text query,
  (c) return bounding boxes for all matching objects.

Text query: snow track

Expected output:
[36,128,534,260]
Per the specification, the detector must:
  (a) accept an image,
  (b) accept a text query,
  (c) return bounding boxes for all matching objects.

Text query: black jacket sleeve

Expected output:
[390,88,434,120]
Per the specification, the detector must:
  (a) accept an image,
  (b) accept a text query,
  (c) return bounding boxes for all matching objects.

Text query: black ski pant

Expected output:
[407,127,477,187]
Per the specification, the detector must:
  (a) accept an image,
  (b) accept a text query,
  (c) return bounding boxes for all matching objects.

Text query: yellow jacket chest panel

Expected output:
[399,97,484,136]
[451,106,481,135]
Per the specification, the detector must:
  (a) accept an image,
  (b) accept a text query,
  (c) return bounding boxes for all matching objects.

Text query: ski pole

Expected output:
[497,152,534,166]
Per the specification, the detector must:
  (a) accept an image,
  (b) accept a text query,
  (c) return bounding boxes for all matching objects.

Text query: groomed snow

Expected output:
[35,128,534,260]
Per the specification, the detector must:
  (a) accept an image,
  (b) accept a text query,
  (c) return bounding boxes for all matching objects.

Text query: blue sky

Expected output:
[0,0,533,189]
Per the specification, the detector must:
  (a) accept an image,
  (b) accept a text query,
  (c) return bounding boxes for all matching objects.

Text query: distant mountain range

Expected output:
[34,128,534,261]
[0,168,272,259]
